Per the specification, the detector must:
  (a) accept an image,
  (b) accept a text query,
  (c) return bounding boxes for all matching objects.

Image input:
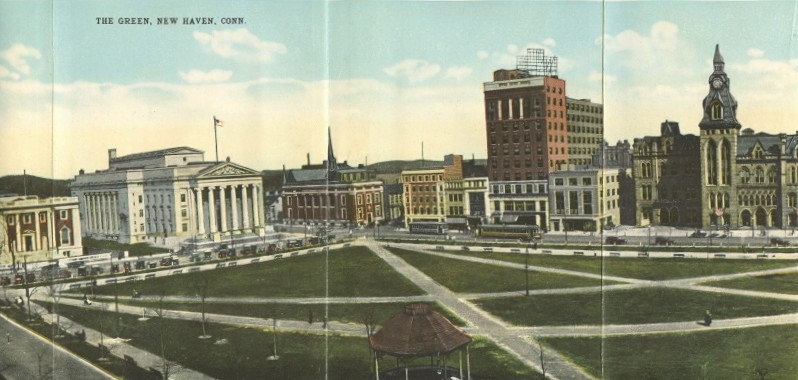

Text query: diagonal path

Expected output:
[365,241,594,380]
[64,294,435,305]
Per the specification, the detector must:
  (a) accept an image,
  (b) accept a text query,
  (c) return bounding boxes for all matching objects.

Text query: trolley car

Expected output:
[476,224,542,240]
[408,221,448,235]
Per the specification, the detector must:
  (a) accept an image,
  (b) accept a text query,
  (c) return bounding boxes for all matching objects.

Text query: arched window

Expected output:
[791,166,798,184]
[711,101,723,120]
[755,167,765,184]
[740,167,750,184]
[720,140,731,185]
[706,140,717,185]
[767,168,776,184]
[60,227,70,245]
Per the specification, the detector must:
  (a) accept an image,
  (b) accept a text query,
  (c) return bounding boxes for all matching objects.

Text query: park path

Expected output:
[513,311,798,337]
[18,291,213,380]
[364,241,595,380]
[76,294,435,305]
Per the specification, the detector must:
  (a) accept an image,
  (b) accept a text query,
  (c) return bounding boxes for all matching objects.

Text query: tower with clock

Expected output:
[698,44,741,228]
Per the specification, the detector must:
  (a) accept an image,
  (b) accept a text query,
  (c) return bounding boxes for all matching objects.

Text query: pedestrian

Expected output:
[6,332,10,343]
[703,310,712,326]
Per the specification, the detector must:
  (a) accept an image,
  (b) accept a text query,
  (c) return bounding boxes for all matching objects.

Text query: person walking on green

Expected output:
[703,310,712,326]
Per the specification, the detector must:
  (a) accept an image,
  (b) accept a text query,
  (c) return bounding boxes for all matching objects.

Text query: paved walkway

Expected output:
[365,241,595,380]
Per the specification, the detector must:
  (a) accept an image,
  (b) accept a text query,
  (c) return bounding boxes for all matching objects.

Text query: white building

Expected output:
[0,195,83,264]
[548,168,620,232]
[71,147,265,244]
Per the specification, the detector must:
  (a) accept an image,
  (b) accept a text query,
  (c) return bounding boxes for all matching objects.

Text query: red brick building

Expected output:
[484,48,568,181]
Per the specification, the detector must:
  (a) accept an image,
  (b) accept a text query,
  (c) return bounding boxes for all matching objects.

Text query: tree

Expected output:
[45,281,70,339]
[192,271,214,339]
[362,306,378,378]
[150,291,176,379]
[34,348,54,380]
[538,342,547,379]
[22,256,41,322]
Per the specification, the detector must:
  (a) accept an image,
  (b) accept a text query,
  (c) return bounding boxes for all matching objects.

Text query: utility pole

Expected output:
[524,245,530,296]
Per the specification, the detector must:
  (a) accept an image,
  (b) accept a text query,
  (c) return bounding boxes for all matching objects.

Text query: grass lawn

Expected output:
[48,303,542,379]
[110,299,467,326]
[448,250,603,274]
[83,237,170,257]
[446,249,798,281]
[89,247,424,298]
[705,272,798,295]
[601,257,798,281]
[541,324,798,379]
[475,287,798,326]
[386,247,605,293]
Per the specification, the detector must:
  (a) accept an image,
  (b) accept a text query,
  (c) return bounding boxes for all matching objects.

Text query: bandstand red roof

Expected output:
[369,303,471,357]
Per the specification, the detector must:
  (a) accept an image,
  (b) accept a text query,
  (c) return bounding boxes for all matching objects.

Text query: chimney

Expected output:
[307,153,311,166]
[108,148,117,161]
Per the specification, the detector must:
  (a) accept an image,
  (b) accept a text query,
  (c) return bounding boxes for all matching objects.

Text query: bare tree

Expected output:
[151,291,176,379]
[22,257,41,322]
[45,281,69,338]
[34,348,54,380]
[362,306,378,378]
[192,270,213,339]
[538,342,547,378]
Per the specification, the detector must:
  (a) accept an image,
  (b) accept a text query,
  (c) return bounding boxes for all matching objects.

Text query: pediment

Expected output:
[197,162,260,178]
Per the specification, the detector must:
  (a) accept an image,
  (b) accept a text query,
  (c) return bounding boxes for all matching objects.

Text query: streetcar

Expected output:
[408,221,448,235]
[476,224,542,241]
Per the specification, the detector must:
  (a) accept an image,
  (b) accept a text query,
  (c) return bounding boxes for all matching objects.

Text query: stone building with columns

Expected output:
[0,195,83,264]
[71,147,265,244]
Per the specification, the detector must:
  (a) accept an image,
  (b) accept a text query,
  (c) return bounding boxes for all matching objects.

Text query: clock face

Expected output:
[712,78,723,89]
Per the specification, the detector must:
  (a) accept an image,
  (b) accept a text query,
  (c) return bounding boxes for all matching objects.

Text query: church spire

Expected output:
[713,44,724,72]
[327,126,338,181]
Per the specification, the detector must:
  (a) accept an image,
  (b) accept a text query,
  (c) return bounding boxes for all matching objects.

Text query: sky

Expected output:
[0,1,797,179]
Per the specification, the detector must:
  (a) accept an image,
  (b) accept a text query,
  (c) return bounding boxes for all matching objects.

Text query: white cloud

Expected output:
[0,44,41,75]
[193,28,287,63]
[588,71,616,84]
[0,65,20,80]
[476,50,489,60]
[747,48,765,58]
[543,38,556,47]
[444,66,472,81]
[383,59,441,82]
[599,21,679,54]
[178,69,233,84]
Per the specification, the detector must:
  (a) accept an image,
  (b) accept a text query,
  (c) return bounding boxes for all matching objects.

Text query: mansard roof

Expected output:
[737,133,798,157]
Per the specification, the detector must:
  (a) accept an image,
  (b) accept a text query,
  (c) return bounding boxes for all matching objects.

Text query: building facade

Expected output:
[548,168,620,232]
[281,131,384,227]
[489,180,549,229]
[0,195,83,264]
[594,140,633,169]
[633,121,702,226]
[566,98,603,167]
[71,147,265,243]
[484,48,568,181]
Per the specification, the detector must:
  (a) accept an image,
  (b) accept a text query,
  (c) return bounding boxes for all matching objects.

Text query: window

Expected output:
[6,216,14,225]
[740,168,750,184]
[568,178,578,186]
[22,214,32,224]
[182,223,188,232]
[60,210,68,220]
[181,209,187,217]
[39,213,46,223]
[181,194,186,203]
[711,101,722,120]
[582,178,592,186]
[60,227,70,245]
[554,178,564,186]
[357,194,363,205]
[755,167,765,184]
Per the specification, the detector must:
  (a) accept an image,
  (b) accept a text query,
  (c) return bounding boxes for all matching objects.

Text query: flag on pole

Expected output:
[214,116,224,127]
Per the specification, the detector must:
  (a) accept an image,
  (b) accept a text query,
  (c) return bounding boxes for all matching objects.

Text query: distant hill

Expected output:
[0,175,71,198]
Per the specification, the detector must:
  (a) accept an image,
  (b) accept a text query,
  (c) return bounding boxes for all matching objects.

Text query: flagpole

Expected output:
[213,116,219,163]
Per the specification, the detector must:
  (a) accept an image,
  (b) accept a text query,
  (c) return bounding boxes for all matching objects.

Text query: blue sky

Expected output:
[1,1,797,178]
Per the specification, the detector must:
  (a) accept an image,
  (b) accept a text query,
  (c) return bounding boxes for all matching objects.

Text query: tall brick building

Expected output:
[483,48,567,181]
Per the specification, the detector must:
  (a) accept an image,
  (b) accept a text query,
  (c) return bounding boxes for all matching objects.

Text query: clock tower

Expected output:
[699,44,740,228]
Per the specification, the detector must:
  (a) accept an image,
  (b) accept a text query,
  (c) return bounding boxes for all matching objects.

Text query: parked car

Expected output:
[770,238,790,247]
[605,236,627,245]
[689,230,707,238]
[655,237,674,246]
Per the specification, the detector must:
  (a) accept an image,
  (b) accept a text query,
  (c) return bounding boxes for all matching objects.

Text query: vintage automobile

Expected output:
[655,237,675,246]
[605,236,627,245]
[770,238,790,247]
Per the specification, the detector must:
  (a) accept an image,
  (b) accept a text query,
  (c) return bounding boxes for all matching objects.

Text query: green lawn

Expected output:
[541,324,798,379]
[89,247,424,298]
[48,303,542,380]
[448,250,603,274]
[475,287,798,326]
[108,299,467,327]
[602,257,798,280]
[386,247,606,293]
[83,237,170,257]
[705,272,798,295]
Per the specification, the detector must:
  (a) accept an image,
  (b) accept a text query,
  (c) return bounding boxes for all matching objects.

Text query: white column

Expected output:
[251,185,260,228]
[89,194,96,233]
[34,211,41,250]
[195,188,205,235]
[112,193,118,233]
[71,207,81,246]
[219,186,228,232]
[519,97,524,118]
[230,185,239,231]
[99,194,105,234]
[92,193,99,233]
[15,214,21,252]
[241,184,250,229]
[208,187,217,233]
[46,211,54,251]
